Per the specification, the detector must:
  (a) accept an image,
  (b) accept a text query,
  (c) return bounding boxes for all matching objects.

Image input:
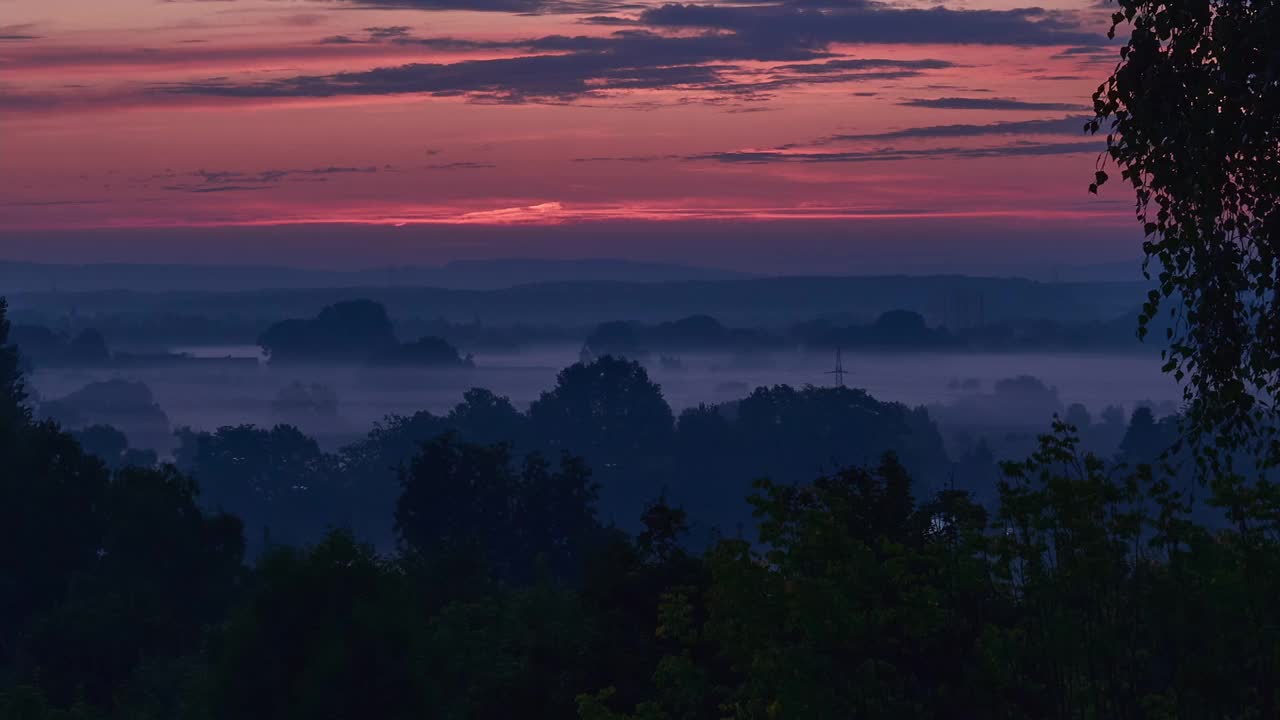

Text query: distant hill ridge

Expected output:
[7,273,1151,328]
[0,258,751,293]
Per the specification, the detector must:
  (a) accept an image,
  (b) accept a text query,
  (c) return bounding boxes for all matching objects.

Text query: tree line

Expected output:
[5,295,1280,719]
[161,355,952,554]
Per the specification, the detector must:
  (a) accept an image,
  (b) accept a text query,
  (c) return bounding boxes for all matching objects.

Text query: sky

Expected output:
[0,0,1141,273]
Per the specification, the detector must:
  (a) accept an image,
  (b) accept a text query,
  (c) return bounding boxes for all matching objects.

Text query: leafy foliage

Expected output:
[0,298,31,429]
[529,355,676,519]
[583,423,1280,719]
[1091,0,1280,471]
[530,355,675,468]
[395,433,600,584]
[174,424,340,551]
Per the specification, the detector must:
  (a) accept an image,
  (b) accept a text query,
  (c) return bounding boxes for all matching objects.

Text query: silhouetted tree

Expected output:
[530,357,673,462]
[0,298,29,429]
[446,387,530,448]
[202,531,425,720]
[395,434,599,584]
[671,404,740,541]
[734,384,950,493]
[72,425,157,471]
[636,497,689,565]
[581,453,990,720]
[6,323,111,370]
[175,424,340,552]
[0,321,246,716]
[258,299,397,365]
[423,582,597,720]
[586,321,644,358]
[368,335,473,367]
[1064,402,1092,430]
[1118,405,1165,464]
[794,309,952,349]
[871,309,934,345]
[18,466,243,710]
[654,315,727,349]
[1092,0,1280,470]
[529,356,675,522]
[337,410,448,550]
[40,380,170,451]
[0,422,110,658]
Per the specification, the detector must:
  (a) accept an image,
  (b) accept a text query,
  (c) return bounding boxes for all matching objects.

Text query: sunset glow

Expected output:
[0,0,1134,270]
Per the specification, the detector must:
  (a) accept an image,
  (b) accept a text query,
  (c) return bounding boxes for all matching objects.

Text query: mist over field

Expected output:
[8,264,1183,487]
[25,346,1177,456]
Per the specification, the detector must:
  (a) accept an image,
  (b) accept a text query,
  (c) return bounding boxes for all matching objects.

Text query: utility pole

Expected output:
[826,347,848,387]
